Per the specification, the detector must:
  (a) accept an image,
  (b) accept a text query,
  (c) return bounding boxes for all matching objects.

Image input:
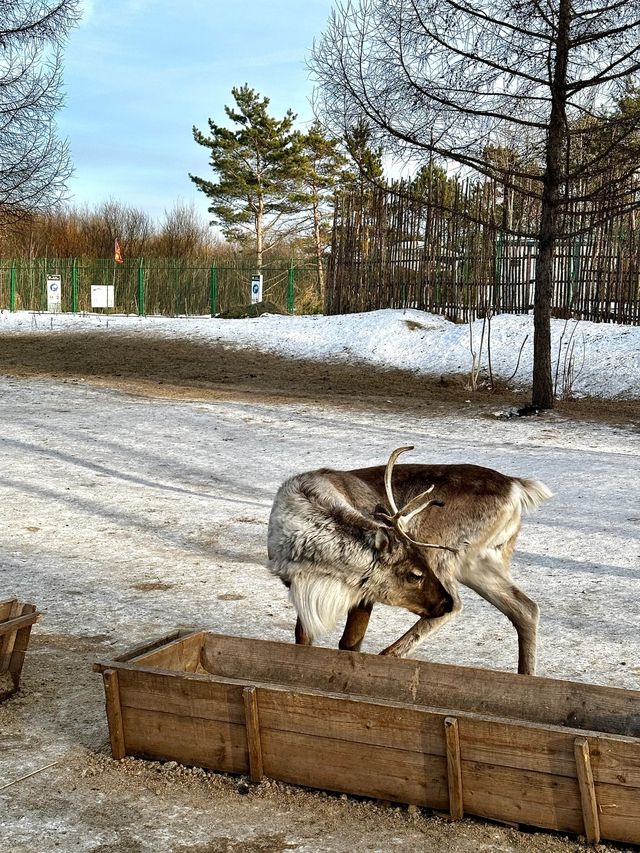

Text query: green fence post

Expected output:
[210,265,218,316]
[138,258,145,316]
[287,261,295,314]
[9,262,16,311]
[71,258,79,313]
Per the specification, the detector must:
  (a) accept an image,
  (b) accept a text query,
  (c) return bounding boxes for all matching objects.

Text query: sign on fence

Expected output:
[46,275,62,312]
[91,285,115,309]
[251,274,263,304]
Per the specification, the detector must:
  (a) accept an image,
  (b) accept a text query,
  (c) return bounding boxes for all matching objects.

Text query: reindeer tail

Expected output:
[514,478,553,513]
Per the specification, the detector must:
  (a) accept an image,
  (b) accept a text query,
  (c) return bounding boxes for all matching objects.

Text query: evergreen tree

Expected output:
[343,119,384,189]
[190,85,304,271]
[298,120,349,298]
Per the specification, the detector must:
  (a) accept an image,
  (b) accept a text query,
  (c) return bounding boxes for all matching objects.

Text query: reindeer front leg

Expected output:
[379,608,458,657]
[295,617,312,646]
[339,601,373,651]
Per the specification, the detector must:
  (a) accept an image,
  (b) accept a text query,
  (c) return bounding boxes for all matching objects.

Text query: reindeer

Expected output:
[268,446,552,675]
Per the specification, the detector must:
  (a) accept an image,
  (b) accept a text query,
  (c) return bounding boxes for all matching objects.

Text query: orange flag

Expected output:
[114,239,124,264]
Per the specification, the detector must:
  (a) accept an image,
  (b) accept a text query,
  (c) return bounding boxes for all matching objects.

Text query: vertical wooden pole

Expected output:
[444,716,464,820]
[243,686,264,783]
[574,737,601,844]
[103,669,126,760]
[7,604,36,692]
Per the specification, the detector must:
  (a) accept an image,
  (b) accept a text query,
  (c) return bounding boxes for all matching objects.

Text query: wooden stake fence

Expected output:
[327,182,640,325]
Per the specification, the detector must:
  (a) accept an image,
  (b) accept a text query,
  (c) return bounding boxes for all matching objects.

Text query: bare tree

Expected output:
[0,1,80,230]
[312,0,640,408]
[155,201,216,258]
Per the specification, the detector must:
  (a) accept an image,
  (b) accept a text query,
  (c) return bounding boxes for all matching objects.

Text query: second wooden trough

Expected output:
[95,630,640,845]
[0,598,40,702]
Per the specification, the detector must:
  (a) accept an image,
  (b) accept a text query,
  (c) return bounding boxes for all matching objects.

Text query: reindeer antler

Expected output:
[382,446,458,554]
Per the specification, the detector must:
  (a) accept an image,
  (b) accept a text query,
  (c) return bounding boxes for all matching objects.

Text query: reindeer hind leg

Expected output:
[460,547,539,675]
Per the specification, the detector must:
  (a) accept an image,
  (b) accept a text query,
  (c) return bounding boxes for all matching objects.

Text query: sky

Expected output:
[58,1,335,222]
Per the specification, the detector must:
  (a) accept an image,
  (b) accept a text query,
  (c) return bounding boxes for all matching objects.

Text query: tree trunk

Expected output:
[255,205,263,274]
[532,0,572,410]
[312,198,325,300]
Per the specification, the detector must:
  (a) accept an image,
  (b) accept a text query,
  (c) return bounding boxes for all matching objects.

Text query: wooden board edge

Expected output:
[93,628,204,672]
[0,608,40,637]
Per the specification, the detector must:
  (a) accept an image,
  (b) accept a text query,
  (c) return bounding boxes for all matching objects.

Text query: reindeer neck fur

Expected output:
[267,470,409,639]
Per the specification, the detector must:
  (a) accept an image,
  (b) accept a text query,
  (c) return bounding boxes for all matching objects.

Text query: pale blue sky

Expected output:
[59,1,334,221]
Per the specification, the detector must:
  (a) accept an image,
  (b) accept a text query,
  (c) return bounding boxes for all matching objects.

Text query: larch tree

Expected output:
[0,0,80,228]
[312,0,640,408]
[190,85,305,272]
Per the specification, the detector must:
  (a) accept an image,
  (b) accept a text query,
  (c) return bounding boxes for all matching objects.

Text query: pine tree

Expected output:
[190,85,304,271]
[298,121,349,298]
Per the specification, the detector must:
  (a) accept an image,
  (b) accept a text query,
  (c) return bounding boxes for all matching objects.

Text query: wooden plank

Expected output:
[457,715,640,789]
[462,759,585,834]
[121,705,248,773]
[0,600,23,676]
[464,760,640,844]
[8,622,36,691]
[257,687,446,756]
[103,669,126,760]
[116,667,247,725]
[257,687,640,788]
[97,631,204,675]
[113,673,640,788]
[0,599,18,622]
[201,633,640,737]
[128,631,203,672]
[93,629,187,671]
[261,728,449,808]
[445,717,464,820]
[243,686,264,783]
[597,781,640,844]
[575,737,601,844]
[0,608,40,637]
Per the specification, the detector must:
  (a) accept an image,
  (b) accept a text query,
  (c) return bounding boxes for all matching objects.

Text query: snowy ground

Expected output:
[0,309,639,852]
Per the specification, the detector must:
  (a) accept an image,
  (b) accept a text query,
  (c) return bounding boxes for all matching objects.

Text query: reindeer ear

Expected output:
[373,527,391,552]
[373,503,392,522]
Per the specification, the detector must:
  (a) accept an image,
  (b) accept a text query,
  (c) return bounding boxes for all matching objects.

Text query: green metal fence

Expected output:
[0,258,321,316]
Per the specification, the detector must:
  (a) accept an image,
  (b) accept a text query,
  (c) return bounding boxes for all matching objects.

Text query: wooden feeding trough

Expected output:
[95,630,640,845]
[0,598,40,702]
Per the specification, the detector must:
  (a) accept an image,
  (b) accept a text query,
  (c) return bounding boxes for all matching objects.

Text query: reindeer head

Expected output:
[367,445,456,619]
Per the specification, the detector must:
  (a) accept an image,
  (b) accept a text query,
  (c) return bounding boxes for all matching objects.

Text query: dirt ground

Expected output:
[0,330,638,424]
[1,331,638,853]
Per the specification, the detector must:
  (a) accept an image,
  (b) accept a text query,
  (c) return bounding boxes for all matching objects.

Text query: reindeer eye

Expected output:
[408,569,423,582]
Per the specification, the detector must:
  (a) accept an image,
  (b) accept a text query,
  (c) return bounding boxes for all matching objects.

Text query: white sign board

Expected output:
[91,285,115,309]
[47,275,62,312]
[250,274,263,304]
